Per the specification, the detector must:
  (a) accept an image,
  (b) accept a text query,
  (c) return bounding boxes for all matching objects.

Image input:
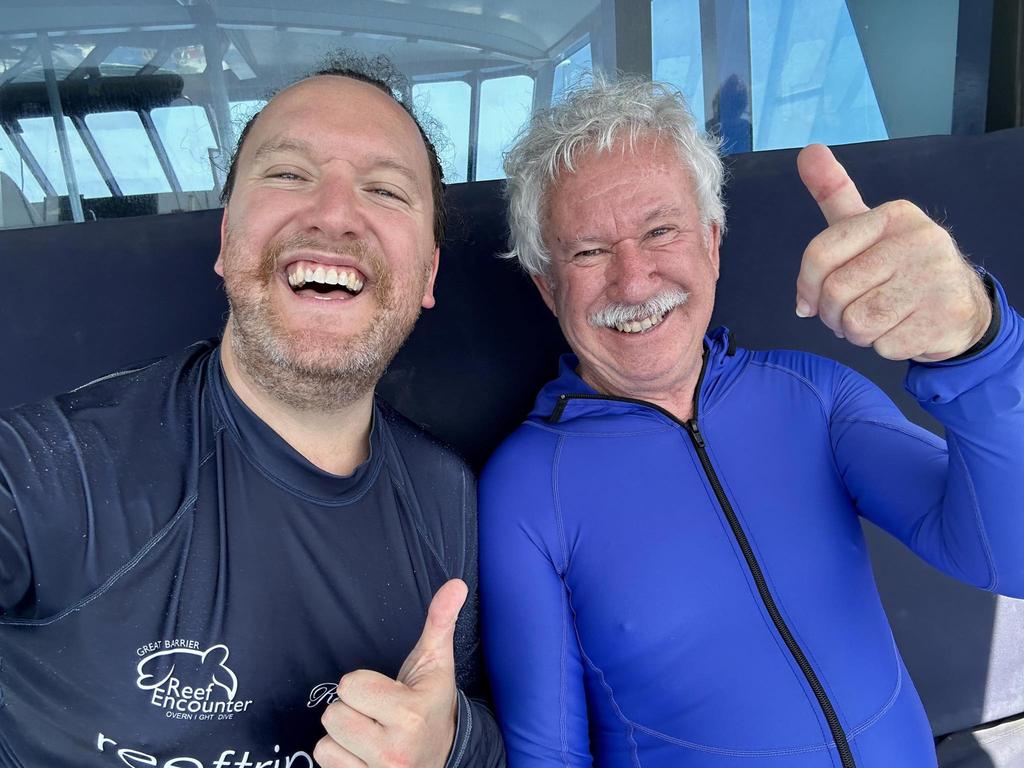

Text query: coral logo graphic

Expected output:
[134,640,254,720]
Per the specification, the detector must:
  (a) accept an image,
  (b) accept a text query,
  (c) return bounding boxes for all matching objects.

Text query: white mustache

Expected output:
[588,289,690,328]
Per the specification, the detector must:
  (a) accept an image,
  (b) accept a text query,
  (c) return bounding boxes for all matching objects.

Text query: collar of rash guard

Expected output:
[207,347,383,506]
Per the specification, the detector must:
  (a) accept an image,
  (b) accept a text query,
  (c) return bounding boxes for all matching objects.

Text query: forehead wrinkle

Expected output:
[561,202,685,246]
[547,146,687,251]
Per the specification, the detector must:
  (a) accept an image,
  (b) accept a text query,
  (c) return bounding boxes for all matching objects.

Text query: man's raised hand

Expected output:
[314,579,468,768]
[794,143,990,362]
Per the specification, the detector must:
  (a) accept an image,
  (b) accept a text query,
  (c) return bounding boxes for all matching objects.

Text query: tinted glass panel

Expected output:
[652,0,968,153]
[652,0,705,129]
[413,81,471,184]
[476,75,535,181]
[18,116,109,199]
[0,1,603,229]
[749,0,887,149]
[85,111,172,195]
[151,106,218,192]
[552,42,593,102]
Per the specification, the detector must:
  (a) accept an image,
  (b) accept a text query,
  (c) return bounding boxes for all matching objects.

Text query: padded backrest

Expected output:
[2,128,1023,736]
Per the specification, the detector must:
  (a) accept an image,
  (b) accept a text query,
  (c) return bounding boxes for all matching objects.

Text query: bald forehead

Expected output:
[272,75,396,112]
[263,75,418,138]
[243,74,432,183]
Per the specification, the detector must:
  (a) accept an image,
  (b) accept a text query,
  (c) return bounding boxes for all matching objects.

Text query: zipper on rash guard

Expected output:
[684,416,856,768]
[549,381,857,768]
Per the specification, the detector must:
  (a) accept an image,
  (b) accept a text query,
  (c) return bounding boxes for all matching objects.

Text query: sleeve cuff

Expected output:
[942,270,1000,362]
[444,689,473,768]
[906,271,1024,412]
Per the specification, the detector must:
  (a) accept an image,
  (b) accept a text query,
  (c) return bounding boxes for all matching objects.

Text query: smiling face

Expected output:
[536,133,720,408]
[214,75,439,410]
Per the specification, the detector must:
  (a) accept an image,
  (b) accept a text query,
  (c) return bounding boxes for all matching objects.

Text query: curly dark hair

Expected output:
[219,51,447,247]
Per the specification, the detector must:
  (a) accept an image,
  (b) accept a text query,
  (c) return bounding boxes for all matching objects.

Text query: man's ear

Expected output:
[214,208,229,277]
[707,222,721,280]
[421,246,441,309]
[530,271,558,317]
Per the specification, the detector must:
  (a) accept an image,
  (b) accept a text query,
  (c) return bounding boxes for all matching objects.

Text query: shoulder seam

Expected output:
[69,341,208,394]
[403,485,451,580]
[70,364,154,393]
[0,438,221,627]
[551,436,569,576]
[747,359,832,420]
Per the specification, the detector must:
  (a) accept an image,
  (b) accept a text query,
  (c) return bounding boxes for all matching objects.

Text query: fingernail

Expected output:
[795,299,811,317]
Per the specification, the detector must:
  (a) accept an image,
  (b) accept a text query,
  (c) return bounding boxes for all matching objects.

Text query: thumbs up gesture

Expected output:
[795,144,991,362]
[314,579,468,768]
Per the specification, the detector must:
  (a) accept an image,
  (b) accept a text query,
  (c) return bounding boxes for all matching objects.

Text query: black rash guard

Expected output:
[0,341,504,768]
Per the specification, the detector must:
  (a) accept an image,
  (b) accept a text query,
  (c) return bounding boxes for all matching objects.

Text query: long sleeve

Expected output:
[0,478,31,615]
[830,275,1024,596]
[449,466,506,767]
[447,689,506,768]
[479,431,592,767]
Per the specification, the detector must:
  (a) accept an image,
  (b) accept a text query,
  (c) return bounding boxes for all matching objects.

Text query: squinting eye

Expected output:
[270,172,302,181]
[369,187,411,205]
[649,227,672,238]
[573,249,603,259]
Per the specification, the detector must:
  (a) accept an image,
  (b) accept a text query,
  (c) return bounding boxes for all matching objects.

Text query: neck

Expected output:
[219,324,374,476]
[578,358,704,424]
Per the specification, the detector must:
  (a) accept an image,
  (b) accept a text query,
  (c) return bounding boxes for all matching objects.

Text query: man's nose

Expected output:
[299,175,368,240]
[609,240,658,300]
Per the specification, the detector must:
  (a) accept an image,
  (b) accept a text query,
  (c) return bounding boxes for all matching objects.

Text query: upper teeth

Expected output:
[615,312,667,334]
[288,265,364,292]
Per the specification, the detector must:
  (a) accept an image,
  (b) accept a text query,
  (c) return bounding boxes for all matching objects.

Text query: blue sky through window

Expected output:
[749,0,888,149]
[652,0,706,130]
[552,43,593,103]
[85,112,172,195]
[151,106,218,192]
[413,81,471,184]
[18,117,109,199]
[476,75,535,181]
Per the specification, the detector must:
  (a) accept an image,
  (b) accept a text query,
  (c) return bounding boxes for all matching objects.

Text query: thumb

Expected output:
[398,579,468,686]
[797,143,869,226]
[419,579,468,652]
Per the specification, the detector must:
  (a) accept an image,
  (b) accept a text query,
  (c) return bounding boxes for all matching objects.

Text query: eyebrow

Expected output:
[363,154,423,190]
[251,137,317,164]
[250,139,423,191]
[642,204,684,223]
[562,206,687,246]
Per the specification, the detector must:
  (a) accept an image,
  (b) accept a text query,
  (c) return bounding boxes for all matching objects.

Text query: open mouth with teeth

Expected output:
[613,310,668,334]
[286,261,365,300]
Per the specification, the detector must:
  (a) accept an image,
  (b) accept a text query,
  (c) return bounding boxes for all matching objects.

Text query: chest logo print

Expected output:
[307,681,340,708]
[134,640,253,720]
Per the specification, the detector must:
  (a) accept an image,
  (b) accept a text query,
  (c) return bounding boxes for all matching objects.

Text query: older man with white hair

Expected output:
[479,78,1024,767]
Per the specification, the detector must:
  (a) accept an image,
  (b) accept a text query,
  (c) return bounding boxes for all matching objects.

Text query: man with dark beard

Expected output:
[0,56,505,768]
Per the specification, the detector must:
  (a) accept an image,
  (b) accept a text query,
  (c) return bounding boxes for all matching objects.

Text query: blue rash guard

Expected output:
[479,277,1024,768]
[0,342,504,768]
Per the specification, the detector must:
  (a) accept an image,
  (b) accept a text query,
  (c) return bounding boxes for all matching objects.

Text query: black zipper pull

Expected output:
[687,419,705,449]
[549,394,570,423]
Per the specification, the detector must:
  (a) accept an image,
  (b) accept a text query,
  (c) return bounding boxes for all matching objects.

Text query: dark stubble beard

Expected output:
[222,229,430,412]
